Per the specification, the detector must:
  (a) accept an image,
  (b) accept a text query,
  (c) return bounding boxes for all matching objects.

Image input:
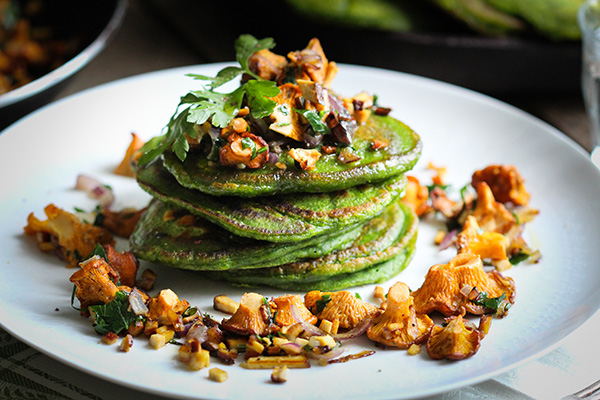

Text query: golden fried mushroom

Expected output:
[472,165,530,206]
[304,290,380,330]
[426,315,482,360]
[367,282,433,349]
[411,253,515,317]
[219,131,269,169]
[24,204,114,267]
[471,181,517,234]
[146,289,190,325]
[69,255,119,310]
[270,294,318,327]
[221,292,271,336]
[402,175,431,217]
[114,132,144,177]
[102,245,139,287]
[456,215,509,266]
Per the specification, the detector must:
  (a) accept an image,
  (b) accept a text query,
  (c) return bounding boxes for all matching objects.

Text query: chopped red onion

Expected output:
[290,304,326,337]
[330,317,372,341]
[185,321,208,344]
[305,345,345,361]
[439,229,458,251]
[128,288,148,316]
[75,174,114,209]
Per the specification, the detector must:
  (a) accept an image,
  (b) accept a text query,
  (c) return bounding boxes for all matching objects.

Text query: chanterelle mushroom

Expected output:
[411,253,515,317]
[471,164,530,206]
[471,181,517,234]
[270,294,317,327]
[219,131,269,169]
[69,255,119,310]
[366,282,433,348]
[24,204,114,267]
[221,292,270,336]
[304,290,380,330]
[456,215,509,266]
[426,315,482,360]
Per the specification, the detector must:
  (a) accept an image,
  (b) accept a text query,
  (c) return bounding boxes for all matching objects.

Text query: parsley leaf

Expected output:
[88,291,142,335]
[472,291,509,313]
[235,34,276,75]
[295,108,330,136]
[315,294,331,313]
[137,34,280,165]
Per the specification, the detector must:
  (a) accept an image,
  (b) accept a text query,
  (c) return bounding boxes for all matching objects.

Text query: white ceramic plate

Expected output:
[1,64,600,400]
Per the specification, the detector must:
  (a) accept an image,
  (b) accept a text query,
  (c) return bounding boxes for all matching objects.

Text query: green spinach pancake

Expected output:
[136,157,406,242]
[130,35,423,290]
[161,115,421,197]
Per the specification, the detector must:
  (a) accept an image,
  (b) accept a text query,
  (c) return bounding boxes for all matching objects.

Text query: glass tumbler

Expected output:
[579,0,600,164]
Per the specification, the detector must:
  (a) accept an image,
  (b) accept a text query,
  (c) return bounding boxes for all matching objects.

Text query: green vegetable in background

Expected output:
[483,0,584,40]
[284,0,585,40]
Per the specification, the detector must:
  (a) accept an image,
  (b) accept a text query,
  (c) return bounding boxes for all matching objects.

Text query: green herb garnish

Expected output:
[315,294,331,313]
[138,34,281,165]
[472,291,510,313]
[88,291,142,335]
[295,108,330,136]
[509,252,529,265]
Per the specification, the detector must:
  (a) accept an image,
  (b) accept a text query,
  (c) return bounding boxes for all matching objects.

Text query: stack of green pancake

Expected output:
[130,114,422,291]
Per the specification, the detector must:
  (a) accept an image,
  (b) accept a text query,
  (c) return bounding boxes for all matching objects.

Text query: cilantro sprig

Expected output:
[138,35,281,165]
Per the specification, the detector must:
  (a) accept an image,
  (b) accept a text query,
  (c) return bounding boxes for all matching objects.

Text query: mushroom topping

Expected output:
[472,181,517,234]
[288,148,321,171]
[268,83,305,141]
[297,79,330,111]
[304,290,380,330]
[287,38,338,87]
[219,131,269,169]
[247,49,288,82]
[366,282,434,349]
[221,292,271,336]
[472,164,530,206]
[426,315,482,360]
[411,253,515,317]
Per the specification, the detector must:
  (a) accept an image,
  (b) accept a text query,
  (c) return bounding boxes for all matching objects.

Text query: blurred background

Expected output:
[1,0,590,150]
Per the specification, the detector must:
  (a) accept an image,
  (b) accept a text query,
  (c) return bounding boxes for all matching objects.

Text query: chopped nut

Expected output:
[213,294,239,315]
[187,348,211,371]
[308,335,337,349]
[135,268,157,291]
[371,138,388,150]
[319,319,333,334]
[101,332,119,345]
[119,334,134,352]
[208,368,228,382]
[148,333,167,350]
[271,366,289,383]
[407,344,421,355]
